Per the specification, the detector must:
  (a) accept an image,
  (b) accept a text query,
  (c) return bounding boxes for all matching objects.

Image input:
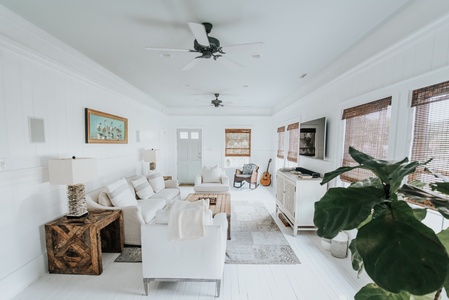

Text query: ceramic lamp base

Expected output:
[66,184,88,218]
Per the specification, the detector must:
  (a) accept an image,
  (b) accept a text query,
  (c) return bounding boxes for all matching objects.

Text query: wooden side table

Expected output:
[45,210,124,275]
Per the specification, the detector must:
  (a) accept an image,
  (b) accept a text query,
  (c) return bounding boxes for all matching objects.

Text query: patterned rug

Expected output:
[225,200,300,264]
[114,200,299,264]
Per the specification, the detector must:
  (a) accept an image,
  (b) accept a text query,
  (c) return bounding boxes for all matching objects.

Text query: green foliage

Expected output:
[314,146,449,298]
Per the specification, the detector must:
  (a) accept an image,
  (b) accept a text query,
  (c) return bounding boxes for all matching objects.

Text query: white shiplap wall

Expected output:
[0,7,167,300]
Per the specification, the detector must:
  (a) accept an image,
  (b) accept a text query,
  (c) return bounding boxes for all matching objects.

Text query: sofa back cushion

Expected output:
[106,178,138,207]
[131,176,155,199]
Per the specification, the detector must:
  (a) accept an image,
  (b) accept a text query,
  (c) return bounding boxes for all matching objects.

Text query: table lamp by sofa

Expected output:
[143,149,158,171]
[48,157,97,218]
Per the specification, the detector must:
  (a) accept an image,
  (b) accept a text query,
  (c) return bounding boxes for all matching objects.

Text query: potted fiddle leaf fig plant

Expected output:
[313,146,449,300]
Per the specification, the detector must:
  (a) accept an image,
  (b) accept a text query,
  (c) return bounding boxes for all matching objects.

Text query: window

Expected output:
[341,97,392,182]
[287,122,299,163]
[409,80,449,185]
[225,129,251,167]
[277,126,285,159]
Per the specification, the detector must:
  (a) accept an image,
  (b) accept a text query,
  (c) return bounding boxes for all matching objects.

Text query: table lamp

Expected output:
[143,149,159,171]
[48,157,97,218]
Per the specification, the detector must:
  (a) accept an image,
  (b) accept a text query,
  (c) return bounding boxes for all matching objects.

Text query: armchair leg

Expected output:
[143,278,149,296]
[233,181,244,188]
[215,279,221,297]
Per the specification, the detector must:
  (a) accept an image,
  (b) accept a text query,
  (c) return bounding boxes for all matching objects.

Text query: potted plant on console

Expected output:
[313,146,449,299]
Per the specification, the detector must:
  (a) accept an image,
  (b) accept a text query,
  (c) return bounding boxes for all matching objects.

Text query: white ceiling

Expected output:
[0,0,418,115]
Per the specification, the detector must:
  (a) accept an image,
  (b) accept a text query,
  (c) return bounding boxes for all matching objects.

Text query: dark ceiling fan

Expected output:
[145,22,263,70]
[211,93,224,107]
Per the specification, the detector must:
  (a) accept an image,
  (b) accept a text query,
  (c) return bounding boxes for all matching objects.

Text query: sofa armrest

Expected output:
[194,175,202,186]
[221,175,229,186]
[164,179,179,189]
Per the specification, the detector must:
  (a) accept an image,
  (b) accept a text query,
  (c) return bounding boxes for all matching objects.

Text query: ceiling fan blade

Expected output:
[221,42,265,52]
[187,22,210,47]
[182,58,200,71]
[217,56,243,70]
[145,47,190,52]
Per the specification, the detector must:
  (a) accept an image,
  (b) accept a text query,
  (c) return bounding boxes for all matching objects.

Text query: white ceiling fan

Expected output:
[145,22,264,71]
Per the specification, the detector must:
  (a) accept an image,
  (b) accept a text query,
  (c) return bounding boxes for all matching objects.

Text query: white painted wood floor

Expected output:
[13,186,372,300]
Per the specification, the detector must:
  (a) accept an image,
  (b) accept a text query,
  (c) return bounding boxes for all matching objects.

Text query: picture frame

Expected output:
[85,108,128,144]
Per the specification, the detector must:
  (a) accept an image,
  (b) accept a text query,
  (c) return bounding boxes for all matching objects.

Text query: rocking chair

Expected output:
[233,164,259,189]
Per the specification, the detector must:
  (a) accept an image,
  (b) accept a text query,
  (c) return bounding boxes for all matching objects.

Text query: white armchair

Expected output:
[141,213,228,297]
[194,165,230,194]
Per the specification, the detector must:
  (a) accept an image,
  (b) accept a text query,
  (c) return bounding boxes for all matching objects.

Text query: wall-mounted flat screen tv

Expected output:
[299,117,327,160]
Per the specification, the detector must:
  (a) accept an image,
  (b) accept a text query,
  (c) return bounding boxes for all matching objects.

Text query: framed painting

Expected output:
[85,108,128,144]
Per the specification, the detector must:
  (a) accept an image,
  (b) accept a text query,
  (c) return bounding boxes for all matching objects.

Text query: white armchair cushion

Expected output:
[202,165,222,183]
[106,178,138,207]
[131,176,154,199]
[147,172,165,193]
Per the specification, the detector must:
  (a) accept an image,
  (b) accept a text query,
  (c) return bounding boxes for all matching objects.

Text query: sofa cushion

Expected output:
[98,191,113,207]
[202,165,222,183]
[139,198,166,223]
[131,176,154,200]
[193,183,230,193]
[147,172,165,193]
[106,178,138,207]
[153,188,180,203]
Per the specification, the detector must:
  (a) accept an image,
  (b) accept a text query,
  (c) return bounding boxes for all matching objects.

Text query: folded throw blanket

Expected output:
[168,200,211,240]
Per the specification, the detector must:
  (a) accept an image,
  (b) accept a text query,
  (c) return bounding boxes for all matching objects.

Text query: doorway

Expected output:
[177,129,202,184]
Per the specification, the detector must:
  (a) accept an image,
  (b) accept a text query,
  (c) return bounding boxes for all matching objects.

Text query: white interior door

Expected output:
[177,129,202,184]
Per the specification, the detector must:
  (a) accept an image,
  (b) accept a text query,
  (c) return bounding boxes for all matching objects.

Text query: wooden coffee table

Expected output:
[185,193,231,240]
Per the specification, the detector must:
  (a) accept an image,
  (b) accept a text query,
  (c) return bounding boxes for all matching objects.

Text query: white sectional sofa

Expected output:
[86,174,180,245]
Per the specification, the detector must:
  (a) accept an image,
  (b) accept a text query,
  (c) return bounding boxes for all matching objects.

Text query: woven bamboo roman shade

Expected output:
[225,129,251,157]
[287,122,299,162]
[341,97,392,182]
[277,126,285,159]
[409,80,449,184]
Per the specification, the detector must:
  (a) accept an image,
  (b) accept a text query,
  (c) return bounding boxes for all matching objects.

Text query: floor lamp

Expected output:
[48,157,97,218]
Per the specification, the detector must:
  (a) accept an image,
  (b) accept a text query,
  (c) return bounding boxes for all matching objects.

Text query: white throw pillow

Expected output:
[131,176,154,199]
[202,165,222,183]
[147,172,165,193]
[98,191,113,207]
[106,178,138,207]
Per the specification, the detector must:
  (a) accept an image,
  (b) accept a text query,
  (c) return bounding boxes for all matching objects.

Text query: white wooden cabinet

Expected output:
[276,171,327,236]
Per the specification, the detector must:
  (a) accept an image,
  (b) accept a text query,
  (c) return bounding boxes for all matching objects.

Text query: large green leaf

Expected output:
[437,228,449,298]
[349,239,364,276]
[321,166,358,185]
[355,283,410,300]
[314,186,384,239]
[432,182,449,196]
[357,201,449,295]
[400,184,449,219]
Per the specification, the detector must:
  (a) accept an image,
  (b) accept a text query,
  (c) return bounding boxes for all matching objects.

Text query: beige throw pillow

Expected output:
[147,172,165,193]
[202,165,222,183]
[131,176,154,199]
[106,178,138,207]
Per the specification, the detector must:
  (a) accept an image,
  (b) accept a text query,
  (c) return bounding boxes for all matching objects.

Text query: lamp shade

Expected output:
[48,158,97,185]
[143,149,158,163]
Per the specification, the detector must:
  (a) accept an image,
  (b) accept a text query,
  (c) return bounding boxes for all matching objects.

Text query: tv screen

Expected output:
[299,117,327,160]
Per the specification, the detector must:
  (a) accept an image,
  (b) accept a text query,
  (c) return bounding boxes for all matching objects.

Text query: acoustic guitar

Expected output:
[260,158,272,186]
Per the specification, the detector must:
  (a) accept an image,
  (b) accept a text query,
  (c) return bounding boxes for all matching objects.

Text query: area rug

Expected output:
[225,200,300,264]
[114,200,300,264]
